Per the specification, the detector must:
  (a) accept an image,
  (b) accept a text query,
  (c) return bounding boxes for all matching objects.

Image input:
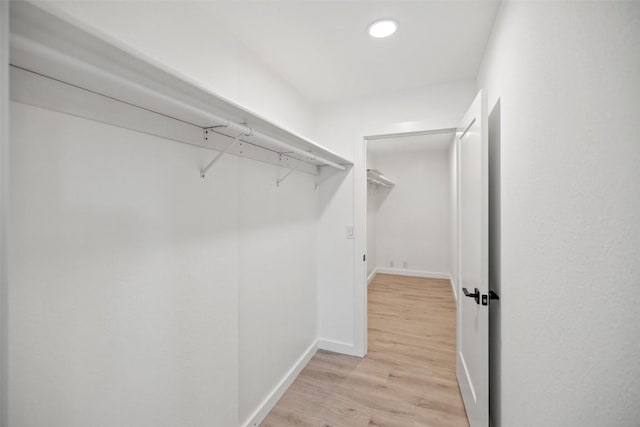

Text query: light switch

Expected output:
[346,225,354,239]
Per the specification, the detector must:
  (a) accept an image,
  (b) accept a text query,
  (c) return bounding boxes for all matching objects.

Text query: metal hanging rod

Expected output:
[10,34,348,176]
[367,169,395,187]
[199,121,346,178]
[211,121,346,171]
[367,177,393,188]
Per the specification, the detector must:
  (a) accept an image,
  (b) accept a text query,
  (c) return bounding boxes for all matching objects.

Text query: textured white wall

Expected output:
[372,147,451,276]
[316,81,476,350]
[478,3,640,426]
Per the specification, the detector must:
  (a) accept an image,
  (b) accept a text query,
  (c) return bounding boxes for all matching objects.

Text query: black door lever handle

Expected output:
[462,287,480,304]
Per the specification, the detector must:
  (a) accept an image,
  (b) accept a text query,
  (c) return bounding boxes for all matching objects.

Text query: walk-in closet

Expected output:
[2,1,638,426]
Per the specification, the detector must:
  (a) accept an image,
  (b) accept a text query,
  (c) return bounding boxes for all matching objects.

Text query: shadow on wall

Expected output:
[317,166,352,216]
[372,185,393,209]
[488,98,501,427]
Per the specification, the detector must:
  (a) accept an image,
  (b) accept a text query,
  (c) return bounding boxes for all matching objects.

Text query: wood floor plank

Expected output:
[261,273,469,427]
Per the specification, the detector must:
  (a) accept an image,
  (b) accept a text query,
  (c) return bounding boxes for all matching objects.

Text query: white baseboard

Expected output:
[367,269,377,286]
[318,339,363,357]
[449,274,457,301]
[241,339,318,427]
[375,267,451,280]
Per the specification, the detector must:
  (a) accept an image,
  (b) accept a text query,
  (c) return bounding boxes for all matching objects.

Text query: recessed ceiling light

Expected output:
[368,19,397,38]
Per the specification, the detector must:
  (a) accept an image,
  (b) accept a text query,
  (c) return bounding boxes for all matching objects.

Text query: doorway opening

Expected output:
[362,128,469,424]
[365,131,458,292]
[354,126,458,356]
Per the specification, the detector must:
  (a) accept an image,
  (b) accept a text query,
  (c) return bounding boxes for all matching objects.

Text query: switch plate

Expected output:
[346,225,354,239]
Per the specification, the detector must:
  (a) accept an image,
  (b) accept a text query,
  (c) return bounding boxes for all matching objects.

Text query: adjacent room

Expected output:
[366,133,456,285]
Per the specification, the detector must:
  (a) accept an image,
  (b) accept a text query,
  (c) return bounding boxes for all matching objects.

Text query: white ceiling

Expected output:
[368,132,454,155]
[202,1,500,104]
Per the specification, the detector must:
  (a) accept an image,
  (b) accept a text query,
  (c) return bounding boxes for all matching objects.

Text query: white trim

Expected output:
[318,339,362,357]
[367,269,377,286]
[353,135,368,357]
[0,1,9,424]
[458,351,476,402]
[241,339,319,427]
[449,274,458,301]
[375,268,451,280]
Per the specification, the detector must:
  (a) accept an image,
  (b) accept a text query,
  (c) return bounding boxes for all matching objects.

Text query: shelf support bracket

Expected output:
[314,166,321,190]
[276,162,301,187]
[200,132,245,178]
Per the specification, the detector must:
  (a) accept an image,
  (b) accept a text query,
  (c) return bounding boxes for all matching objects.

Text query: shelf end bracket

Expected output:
[200,131,246,178]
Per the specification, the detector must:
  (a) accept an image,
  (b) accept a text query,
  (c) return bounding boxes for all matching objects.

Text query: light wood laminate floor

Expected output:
[261,273,469,427]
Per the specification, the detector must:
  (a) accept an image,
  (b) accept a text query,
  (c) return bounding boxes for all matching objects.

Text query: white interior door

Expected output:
[456,90,489,427]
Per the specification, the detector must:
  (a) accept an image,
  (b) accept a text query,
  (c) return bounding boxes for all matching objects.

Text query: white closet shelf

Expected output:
[367,169,395,188]
[8,1,352,177]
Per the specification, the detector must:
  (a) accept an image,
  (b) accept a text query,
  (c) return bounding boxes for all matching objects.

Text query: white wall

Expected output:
[372,146,451,277]
[478,3,640,426]
[238,160,317,425]
[316,81,476,352]
[9,103,240,426]
[366,150,377,278]
[46,1,317,139]
[8,2,322,425]
[448,139,458,299]
[9,101,320,427]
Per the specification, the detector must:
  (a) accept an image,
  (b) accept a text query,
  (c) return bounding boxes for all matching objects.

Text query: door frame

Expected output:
[353,119,459,356]
[1,1,10,424]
